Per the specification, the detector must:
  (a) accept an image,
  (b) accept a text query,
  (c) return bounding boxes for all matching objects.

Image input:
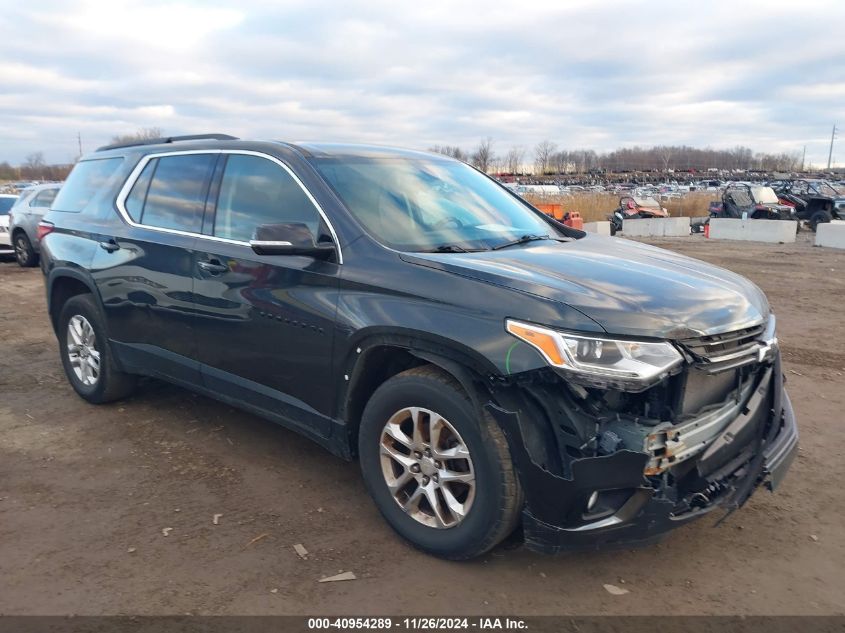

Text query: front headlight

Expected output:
[506,319,683,382]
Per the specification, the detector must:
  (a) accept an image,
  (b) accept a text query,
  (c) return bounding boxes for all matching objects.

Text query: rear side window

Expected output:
[213,154,320,242]
[52,158,122,212]
[125,154,215,233]
[124,160,156,222]
[31,188,58,208]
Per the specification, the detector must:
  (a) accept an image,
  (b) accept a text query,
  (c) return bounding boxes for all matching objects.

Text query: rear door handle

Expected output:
[99,239,120,252]
[197,260,229,275]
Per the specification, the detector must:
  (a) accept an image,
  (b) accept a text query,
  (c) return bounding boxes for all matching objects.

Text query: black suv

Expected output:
[40,135,798,559]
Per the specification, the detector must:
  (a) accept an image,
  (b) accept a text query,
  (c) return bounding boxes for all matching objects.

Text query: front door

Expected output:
[191,153,341,437]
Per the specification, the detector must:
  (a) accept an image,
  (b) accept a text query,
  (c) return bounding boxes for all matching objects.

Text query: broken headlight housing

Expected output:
[506,319,683,385]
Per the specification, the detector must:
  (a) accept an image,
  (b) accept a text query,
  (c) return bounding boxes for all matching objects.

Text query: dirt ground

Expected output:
[1,233,843,616]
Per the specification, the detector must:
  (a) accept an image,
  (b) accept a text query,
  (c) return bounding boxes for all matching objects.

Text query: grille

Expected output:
[678,324,765,372]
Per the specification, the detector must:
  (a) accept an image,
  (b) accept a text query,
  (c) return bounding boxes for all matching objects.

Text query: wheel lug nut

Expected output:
[432,474,439,483]
[424,449,432,457]
[422,476,430,485]
[414,451,422,459]
[410,464,420,473]
[435,461,442,468]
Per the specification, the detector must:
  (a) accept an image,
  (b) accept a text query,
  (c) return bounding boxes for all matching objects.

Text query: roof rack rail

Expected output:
[96,133,239,152]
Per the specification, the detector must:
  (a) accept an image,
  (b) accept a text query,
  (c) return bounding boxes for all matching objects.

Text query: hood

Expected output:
[400,235,769,339]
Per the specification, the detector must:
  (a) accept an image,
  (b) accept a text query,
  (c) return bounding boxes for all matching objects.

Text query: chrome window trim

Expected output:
[249,240,293,247]
[114,149,343,264]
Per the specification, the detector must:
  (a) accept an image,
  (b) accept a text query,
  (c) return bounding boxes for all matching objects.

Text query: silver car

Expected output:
[8,183,61,267]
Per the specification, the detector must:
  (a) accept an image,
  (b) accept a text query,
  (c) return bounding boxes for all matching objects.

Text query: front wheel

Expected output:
[358,365,523,559]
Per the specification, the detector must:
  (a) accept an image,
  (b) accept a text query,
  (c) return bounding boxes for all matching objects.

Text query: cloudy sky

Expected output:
[1,0,844,166]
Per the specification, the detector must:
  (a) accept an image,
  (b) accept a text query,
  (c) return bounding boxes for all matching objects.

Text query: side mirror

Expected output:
[249,223,336,260]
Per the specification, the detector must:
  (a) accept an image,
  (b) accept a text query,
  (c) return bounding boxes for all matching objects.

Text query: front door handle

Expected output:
[99,239,120,253]
[197,260,229,275]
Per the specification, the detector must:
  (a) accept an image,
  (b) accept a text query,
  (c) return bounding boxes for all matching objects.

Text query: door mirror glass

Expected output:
[249,222,336,259]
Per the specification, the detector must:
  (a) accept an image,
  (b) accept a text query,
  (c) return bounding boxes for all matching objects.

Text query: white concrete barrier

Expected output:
[584,221,611,236]
[622,217,691,237]
[815,222,845,249]
[708,218,797,243]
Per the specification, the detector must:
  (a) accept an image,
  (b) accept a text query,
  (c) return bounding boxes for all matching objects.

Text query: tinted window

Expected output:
[31,188,58,208]
[0,197,16,213]
[124,159,156,222]
[139,154,215,233]
[214,155,320,242]
[52,158,122,212]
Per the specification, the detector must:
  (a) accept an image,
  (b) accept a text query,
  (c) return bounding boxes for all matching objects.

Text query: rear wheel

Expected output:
[14,233,37,267]
[58,294,137,403]
[809,210,832,232]
[358,365,522,560]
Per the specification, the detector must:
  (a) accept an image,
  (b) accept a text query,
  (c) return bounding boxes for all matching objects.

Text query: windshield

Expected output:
[312,157,559,251]
[0,197,16,214]
[810,181,843,197]
[751,187,779,204]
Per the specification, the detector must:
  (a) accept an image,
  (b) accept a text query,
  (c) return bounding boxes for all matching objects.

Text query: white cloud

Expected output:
[0,0,843,166]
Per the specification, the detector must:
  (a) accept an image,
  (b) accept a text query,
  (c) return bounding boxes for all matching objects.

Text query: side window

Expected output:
[52,157,123,213]
[31,189,58,208]
[124,159,156,222]
[129,154,215,233]
[213,154,320,242]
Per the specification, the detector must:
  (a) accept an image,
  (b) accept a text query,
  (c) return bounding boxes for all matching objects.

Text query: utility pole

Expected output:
[77,132,83,158]
[828,124,838,170]
[801,145,806,172]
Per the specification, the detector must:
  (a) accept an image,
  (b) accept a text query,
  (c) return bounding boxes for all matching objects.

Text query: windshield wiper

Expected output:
[427,244,469,253]
[492,234,552,250]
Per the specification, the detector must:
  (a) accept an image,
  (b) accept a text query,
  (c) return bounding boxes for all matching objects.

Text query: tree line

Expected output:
[430,140,804,175]
[3,129,806,183]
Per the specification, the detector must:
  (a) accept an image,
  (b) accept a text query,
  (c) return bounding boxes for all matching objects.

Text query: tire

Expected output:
[58,294,137,403]
[809,210,832,232]
[358,365,523,560]
[14,232,37,267]
[609,223,617,236]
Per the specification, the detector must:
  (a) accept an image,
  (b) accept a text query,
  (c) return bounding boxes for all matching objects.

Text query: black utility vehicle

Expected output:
[715,184,795,221]
[40,135,798,559]
[768,179,845,231]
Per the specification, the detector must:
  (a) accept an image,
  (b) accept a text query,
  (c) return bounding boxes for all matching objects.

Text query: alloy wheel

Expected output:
[66,315,100,386]
[15,236,29,265]
[379,406,476,529]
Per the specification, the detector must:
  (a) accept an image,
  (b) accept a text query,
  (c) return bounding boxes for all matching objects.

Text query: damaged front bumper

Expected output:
[487,352,798,553]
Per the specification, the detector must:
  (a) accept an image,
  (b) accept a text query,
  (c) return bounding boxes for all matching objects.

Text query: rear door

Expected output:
[191,152,341,437]
[91,151,217,385]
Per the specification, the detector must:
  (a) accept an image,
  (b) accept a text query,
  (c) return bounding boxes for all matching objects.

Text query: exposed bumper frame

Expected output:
[487,353,798,553]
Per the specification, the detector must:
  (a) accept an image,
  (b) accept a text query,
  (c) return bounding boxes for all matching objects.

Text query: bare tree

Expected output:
[110,127,164,145]
[471,137,495,173]
[24,152,46,170]
[505,146,525,174]
[429,144,468,162]
[533,140,557,175]
[551,151,569,175]
[657,146,673,171]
